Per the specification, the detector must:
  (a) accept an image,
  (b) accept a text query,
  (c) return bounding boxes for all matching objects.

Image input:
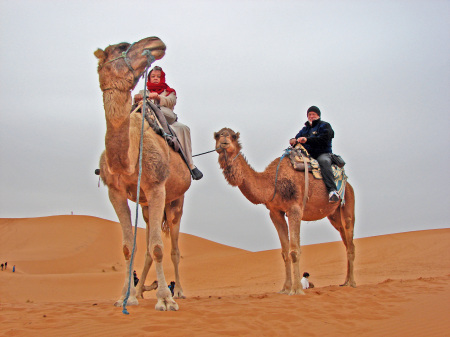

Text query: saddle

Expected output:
[289,144,321,178]
[289,144,348,204]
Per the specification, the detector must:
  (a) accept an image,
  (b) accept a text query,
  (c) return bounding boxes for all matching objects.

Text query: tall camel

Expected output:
[94,37,191,311]
[214,128,356,294]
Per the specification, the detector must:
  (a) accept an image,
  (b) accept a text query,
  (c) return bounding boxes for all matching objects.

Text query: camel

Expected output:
[94,37,191,311]
[214,128,356,295]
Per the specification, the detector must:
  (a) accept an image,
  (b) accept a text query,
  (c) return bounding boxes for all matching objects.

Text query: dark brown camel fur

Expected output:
[94,37,191,311]
[214,128,356,294]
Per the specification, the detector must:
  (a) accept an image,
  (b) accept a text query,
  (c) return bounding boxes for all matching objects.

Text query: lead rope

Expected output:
[192,149,216,157]
[122,53,155,315]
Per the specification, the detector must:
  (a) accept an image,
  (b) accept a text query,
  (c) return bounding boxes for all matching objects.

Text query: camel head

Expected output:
[215,128,241,153]
[214,127,243,167]
[94,36,166,92]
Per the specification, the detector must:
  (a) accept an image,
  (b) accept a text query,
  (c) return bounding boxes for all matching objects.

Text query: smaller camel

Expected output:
[214,128,356,294]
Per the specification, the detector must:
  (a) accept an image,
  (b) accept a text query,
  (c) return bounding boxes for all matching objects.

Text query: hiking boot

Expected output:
[328,190,340,202]
[191,167,203,180]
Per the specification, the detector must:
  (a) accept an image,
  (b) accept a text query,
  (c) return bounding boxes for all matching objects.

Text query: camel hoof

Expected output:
[278,289,290,295]
[114,297,139,307]
[174,290,186,299]
[155,298,179,311]
[289,289,305,296]
[155,303,167,311]
[340,281,356,288]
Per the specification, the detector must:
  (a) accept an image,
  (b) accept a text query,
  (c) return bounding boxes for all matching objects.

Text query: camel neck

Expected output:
[103,90,132,126]
[103,89,133,174]
[223,154,274,205]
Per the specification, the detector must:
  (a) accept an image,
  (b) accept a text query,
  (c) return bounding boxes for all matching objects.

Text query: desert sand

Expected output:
[0,215,449,337]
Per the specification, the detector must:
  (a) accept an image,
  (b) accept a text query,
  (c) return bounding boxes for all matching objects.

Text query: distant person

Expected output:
[12,265,15,273]
[4,262,7,270]
[168,281,175,296]
[290,106,340,202]
[133,270,139,287]
[1,263,3,271]
[301,272,313,289]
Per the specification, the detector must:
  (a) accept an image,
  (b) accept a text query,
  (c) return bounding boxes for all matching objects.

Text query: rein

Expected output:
[193,149,217,157]
[121,58,155,316]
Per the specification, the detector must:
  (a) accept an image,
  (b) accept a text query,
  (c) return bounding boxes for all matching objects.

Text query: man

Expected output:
[290,106,340,202]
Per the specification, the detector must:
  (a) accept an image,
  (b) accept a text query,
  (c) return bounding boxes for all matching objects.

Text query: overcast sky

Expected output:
[1,0,449,251]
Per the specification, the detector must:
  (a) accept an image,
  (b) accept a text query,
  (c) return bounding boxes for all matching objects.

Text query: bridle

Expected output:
[100,42,158,87]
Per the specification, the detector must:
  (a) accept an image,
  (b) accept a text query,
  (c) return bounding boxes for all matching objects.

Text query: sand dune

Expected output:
[0,216,449,336]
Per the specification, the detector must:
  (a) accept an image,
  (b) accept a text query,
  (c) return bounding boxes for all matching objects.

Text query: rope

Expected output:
[122,59,154,315]
[270,148,291,202]
[192,149,216,157]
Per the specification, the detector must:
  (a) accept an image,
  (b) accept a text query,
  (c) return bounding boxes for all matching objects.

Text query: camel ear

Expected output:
[234,132,240,140]
[94,48,106,62]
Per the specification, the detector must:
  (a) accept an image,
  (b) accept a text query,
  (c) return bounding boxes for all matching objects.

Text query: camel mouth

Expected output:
[144,46,166,60]
[141,38,166,60]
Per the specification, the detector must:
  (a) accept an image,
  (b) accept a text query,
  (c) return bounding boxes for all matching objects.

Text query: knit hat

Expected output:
[307,106,321,117]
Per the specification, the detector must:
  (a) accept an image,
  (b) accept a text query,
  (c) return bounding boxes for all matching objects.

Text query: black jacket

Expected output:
[294,119,334,158]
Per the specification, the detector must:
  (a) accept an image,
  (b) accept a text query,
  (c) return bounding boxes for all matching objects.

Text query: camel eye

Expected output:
[118,43,130,51]
[214,133,220,140]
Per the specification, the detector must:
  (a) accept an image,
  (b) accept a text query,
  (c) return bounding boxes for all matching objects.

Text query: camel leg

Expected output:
[166,196,186,299]
[341,186,356,287]
[286,205,305,295]
[136,206,154,299]
[145,184,178,311]
[108,187,139,307]
[269,210,292,294]
[327,189,356,287]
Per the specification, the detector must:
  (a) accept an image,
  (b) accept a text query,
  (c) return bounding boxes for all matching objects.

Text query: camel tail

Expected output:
[161,211,170,237]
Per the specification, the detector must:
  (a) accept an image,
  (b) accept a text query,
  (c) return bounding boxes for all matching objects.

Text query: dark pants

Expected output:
[316,153,337,193]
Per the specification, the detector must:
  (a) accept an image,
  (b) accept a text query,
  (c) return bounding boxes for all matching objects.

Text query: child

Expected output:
[301,272,311,289]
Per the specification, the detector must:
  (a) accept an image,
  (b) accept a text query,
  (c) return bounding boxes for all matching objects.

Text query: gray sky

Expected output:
[1,0,449,251]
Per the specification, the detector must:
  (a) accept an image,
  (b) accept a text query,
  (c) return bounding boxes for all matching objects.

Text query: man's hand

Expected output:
[289,138,297,146]
[298,137,307,144]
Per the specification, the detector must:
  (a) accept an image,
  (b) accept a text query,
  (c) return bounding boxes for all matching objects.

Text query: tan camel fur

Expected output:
[214,128,356,294]
[94,37,191,311]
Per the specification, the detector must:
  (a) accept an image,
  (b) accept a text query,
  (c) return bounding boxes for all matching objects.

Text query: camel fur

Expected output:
[95,37,191,311]
[214,128,356,295]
